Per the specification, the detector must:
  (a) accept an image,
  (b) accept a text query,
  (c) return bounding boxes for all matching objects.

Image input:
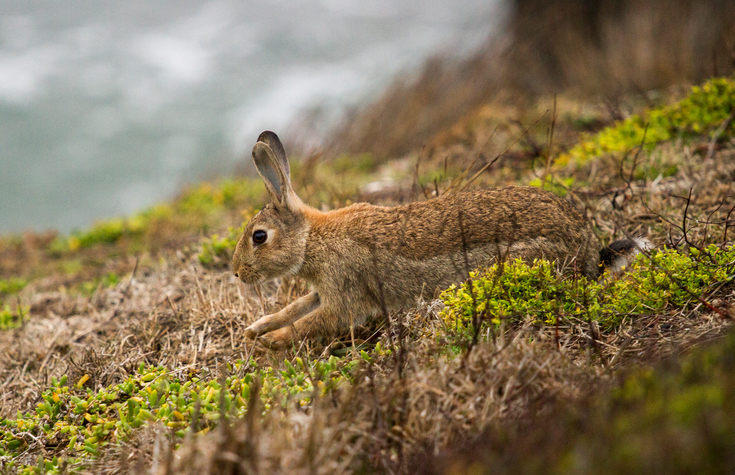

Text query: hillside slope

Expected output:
[0,78,734,473]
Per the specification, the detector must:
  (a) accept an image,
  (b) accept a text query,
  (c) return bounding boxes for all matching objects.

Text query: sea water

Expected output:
[0,0,502,233]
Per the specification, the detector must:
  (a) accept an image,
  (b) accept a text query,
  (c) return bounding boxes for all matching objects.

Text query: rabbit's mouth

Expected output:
[235,266,262,284]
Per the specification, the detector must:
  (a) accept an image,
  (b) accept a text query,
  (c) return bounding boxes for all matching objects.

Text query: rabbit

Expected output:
[232,131,649,348]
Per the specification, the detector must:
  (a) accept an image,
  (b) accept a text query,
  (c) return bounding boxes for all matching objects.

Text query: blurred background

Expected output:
[0,0,503,233]
[1,0,733,234]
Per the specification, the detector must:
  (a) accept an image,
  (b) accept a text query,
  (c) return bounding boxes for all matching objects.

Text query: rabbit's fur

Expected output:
[232,131,630,348]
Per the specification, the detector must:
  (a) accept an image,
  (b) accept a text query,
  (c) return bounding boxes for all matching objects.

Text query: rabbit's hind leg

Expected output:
[245,291,320,338]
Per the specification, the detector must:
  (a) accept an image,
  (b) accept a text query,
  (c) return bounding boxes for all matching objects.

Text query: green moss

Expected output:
[440,244,735,344]
[556,77,735,167]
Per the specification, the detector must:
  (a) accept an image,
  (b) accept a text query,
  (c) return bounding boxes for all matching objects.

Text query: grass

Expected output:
[424,326,735,473]
[48,178,265,255]
[590,334,735,473]
[2,241,732,469]
[0,356,358,472]
[1,68,735,472]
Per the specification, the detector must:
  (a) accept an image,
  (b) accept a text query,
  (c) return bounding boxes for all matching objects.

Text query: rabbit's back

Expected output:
[317,187,597,266]
[297,187,600,313]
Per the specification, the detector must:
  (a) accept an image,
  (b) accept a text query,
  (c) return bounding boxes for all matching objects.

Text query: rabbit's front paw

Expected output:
[244,324,259,339]
[244,315,273,338]
[259,326,293,350]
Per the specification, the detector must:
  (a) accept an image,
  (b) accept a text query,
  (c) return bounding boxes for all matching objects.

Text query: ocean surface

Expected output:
[0,0,503,233]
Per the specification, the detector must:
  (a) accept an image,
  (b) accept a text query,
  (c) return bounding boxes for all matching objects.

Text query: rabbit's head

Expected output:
[232,131,309,283]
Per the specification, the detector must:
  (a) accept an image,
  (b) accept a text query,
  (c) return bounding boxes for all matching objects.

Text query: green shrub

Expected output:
[556,77,735,167]
[440,244,735,344]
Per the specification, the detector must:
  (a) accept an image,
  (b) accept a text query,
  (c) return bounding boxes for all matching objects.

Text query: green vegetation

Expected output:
[49,178,264,254]
[198,226,243,267]
[0,278,27,296]
[78,272,121,296]
[588,331,735,472]
[0,278,29,330]
[440,245,735,344]
[0,305,27,330]
[175,179,263,218]
[527,175,575,196]
[556,77,735,167]
[2,74,735,472]
[443,321,735,473]
[0,356,357,472]
[631,147,681,180]
[331,153,379,175]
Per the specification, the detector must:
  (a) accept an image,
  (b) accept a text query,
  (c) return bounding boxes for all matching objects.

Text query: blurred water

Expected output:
[0,0,503,233]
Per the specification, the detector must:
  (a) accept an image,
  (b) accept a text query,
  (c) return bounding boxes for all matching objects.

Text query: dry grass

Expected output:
[2,113,734,475]
[2,91,735,471]
[2,10,735,468]
[328,0,734,160]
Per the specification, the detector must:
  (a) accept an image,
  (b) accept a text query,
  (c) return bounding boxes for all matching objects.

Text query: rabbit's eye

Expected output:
[252,230,268,245]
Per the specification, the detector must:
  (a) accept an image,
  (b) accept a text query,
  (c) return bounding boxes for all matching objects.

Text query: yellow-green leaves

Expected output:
[556,77,735,167]
[0,355,356,472]
[440,244,735,344]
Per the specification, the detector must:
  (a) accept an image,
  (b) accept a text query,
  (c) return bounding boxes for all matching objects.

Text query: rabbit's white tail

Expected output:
[599,237,652,274]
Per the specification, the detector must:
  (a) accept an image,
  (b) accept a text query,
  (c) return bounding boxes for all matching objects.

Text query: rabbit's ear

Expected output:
[257,130,289,179]
[252,141,301,211]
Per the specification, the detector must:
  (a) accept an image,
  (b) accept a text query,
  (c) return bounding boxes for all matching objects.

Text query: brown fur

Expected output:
[233,132,601,348]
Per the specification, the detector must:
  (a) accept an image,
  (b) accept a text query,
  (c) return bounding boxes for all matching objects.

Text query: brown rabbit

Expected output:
[232,131,648,348]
